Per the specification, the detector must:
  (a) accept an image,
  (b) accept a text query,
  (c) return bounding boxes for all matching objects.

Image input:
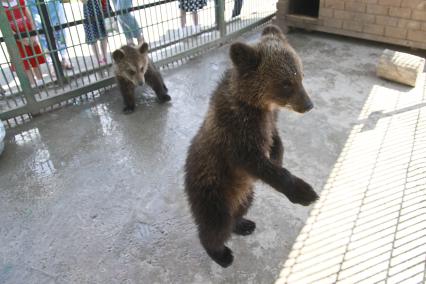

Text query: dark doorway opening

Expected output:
[289,0,320,17]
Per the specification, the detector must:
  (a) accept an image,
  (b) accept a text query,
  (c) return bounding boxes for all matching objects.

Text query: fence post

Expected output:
[0,4,39,115]
[215,0,226,37]
[37,0,65,84]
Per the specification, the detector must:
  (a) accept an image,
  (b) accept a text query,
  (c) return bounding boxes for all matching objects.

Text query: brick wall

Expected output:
[275,0,426,50]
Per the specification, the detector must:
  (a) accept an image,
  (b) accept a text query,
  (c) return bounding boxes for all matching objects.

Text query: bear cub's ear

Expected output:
[139,42,149,54]
[112,49,125,62]
[262,25,287,40]
[230,42,260,73]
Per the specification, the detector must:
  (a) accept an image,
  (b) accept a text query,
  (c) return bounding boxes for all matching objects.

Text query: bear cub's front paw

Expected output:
[287,176,318,206]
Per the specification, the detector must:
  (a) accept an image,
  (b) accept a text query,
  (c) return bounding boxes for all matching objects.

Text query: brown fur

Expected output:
[113,43,171,113]
[184,25,318,268]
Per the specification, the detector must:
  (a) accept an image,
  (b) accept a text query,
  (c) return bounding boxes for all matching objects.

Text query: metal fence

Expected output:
[0,0,277,125]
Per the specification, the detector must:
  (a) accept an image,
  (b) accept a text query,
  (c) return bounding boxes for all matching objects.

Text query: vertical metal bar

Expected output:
[37,0,65,83]
[0,3,38,114]
[216,0,225,37]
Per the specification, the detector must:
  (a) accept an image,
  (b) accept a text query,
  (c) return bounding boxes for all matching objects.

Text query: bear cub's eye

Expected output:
[128,70,136,76]
[140,66,145,71]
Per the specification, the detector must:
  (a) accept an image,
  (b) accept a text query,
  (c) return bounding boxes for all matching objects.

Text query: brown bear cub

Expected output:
[184,25,318,268]
[112,43,171,113]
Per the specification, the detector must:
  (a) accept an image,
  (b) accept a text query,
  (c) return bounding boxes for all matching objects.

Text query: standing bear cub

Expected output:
[184,25,318,268]
[112,43,171,113]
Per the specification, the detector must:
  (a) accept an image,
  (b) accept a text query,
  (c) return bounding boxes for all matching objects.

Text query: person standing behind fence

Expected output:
[81,0,108,65]
[111,0,143,45]
[1,0,46,86]
[178,0,206,35]
[26,0,73,70]
[232,0,243,18]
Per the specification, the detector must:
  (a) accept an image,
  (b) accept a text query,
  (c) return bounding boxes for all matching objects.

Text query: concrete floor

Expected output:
[0,30,425,283]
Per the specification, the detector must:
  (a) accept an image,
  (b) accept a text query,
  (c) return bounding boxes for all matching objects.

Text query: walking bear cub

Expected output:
[184,25,318,268]
[112,43,171,113]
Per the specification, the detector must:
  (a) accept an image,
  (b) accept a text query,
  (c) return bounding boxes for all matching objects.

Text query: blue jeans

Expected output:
[26,0,68,58]
[112,0,141,40]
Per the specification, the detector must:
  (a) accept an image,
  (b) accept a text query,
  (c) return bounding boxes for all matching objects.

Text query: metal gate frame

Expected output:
[0,0,275,122]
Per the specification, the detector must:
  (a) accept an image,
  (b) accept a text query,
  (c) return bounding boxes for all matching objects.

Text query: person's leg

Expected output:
[26,42,46,84]
[232,0,243,17]
[27,0,48,51]
[60,51,72,69]
[113,0,129,40]
[123,0,142,42]
[90,0,107,64]
[58,31,72,69]
[180,9,186,28]
[51,2,72,69]
[192,11,199,26]
[214,0,220,27]
[100,38,108,63]
[84,2,99,65]
[15,41,36,85]
[25,69,35,85]
[32,66,43,81]
[191,11,200,33]
[116,0,142,44]
[91,42,101,64]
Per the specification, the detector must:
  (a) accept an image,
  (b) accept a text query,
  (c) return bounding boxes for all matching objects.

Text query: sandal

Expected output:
[99,58,107,65]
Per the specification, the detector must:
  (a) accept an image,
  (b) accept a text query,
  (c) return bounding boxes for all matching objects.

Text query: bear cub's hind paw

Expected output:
[233,218,256,236]
[207,246,234,268]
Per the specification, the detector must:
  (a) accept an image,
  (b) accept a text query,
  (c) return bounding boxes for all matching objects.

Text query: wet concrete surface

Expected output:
[0,30,420,283]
